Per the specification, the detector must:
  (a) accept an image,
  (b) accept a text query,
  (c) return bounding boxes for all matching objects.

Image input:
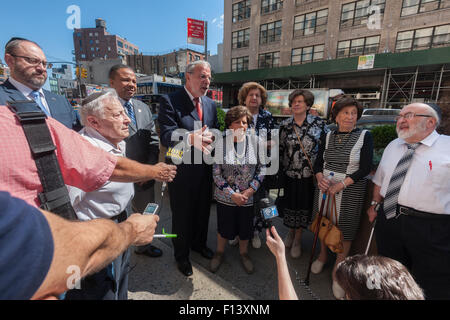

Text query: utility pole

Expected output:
[204,21,208,62]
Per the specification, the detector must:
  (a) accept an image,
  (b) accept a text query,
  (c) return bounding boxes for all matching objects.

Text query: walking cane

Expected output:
[305,193,327,286]
[365,219,377,255]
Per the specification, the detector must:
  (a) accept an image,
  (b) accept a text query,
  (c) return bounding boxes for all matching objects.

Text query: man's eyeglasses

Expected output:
[10,54,48,68]
[395,112,432,121]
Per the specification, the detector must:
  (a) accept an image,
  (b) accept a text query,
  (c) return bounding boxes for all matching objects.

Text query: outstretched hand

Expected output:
[266,226,285,260]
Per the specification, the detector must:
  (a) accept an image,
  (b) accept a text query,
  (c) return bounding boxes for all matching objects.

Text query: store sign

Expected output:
[358,54,375,70]
[188,18,205,46]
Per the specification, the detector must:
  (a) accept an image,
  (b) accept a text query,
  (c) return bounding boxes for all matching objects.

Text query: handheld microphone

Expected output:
[161,146,184,194]
[259,197,279,231]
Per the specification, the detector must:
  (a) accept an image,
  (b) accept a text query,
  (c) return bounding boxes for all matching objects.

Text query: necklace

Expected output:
[337,131,351,143]
[233,139,247,164]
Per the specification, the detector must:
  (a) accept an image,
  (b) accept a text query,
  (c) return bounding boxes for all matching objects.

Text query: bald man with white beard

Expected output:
[368,102,450,300]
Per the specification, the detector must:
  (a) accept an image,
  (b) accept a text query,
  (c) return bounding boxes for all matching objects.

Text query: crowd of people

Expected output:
[0,37,449,301]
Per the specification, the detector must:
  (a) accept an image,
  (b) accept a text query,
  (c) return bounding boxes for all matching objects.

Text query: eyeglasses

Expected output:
[395,112,432,121]
[10,54,48,68]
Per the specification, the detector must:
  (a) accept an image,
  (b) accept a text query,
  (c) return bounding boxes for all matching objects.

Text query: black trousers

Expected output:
[375,207,450,300]
[169,164,212,262]
[65,211,130,300]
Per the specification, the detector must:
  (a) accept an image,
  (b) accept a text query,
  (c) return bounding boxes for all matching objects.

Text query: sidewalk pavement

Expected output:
[128,182,336,300]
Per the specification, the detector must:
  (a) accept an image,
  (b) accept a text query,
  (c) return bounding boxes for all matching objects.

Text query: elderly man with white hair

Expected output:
[65,90,139,300]
[367,102,450,300]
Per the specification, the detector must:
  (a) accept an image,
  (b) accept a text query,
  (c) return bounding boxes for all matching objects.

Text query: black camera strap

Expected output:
[8,100,77,220]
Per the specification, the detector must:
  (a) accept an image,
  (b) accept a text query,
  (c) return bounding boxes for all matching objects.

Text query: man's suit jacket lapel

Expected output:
[43,90,58,116]
[179,89,200,123]
[2,79,27,102]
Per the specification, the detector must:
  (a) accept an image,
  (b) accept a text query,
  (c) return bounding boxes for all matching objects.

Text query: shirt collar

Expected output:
[419,130,439,147]
[184,86,202,104]
[9,77,44,98]
[119,97,132,107]
[398,130,439,148]
[81,126,126,155]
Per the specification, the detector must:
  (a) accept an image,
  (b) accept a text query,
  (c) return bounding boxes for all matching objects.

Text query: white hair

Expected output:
[405,103,440,128]
[185,60,211,74]
[79,90,118,126]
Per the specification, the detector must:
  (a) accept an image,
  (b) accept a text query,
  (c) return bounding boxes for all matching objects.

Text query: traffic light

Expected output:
[0,68,4,76]
[81,68,88,79]
[76,67,80,77]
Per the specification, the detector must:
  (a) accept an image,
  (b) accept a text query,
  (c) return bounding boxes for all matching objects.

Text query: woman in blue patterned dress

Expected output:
[279,89,329,259]
[210,106,265,274]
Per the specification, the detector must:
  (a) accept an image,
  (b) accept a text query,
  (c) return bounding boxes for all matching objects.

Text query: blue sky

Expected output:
[0,0,224,64]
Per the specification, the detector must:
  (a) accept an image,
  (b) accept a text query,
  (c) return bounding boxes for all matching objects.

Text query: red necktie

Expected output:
[194,97,203,122]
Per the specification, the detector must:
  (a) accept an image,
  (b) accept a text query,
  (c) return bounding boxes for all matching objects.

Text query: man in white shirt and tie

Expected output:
[368,102,450,300]
[0,37,80,129]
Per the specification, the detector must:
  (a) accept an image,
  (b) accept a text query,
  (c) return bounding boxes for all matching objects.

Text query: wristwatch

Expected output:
[370,200,381,211]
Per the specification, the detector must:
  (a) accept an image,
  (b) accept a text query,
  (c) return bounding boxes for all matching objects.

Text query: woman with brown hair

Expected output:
[210,106,265,274]
[279,89,329,259]
[312,95,374,299]
[228,82,274,249]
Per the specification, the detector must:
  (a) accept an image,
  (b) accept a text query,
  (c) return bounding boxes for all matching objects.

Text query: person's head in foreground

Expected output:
[335,254,425,300]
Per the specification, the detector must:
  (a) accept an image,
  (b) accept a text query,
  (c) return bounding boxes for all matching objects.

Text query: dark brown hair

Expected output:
[238,82,268,107]
[225,106,253,129]
[335,255,424,300]
[331,95,363,122]
[288,89,315,109]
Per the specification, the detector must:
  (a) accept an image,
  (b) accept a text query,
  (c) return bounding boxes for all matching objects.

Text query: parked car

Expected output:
[362,108,401,116]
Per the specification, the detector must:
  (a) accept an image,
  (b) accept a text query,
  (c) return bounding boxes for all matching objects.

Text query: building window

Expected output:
[396,24,450,52]
[89,33,93,37]
[260,20,282,44]
[81,54,86,59]
[258,51,280,68]
[232,0,251,23]
[337,35,380,58]
[291,44,324,65]
[401,0,450,16]
[232,28,250,49]
[117,41,124,48]
[340,0,386,28]
[261,0,283,14]
[293,9,328,37]
[231,56,249,72]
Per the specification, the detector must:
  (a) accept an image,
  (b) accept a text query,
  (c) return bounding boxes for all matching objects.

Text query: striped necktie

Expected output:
[383,143,420,219]
[30,91,50,116]
[124,101,137,126]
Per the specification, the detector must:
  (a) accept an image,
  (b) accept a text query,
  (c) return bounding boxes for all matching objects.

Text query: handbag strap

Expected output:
[293,125,315,176]
[331,195,339,227]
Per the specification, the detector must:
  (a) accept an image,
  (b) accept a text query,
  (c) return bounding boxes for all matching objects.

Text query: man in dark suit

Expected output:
[158,61,218,276]
[0,37,79,130]
[109,64,163,258]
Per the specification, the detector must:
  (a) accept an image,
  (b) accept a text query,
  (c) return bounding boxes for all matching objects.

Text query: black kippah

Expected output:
[425,103,442,122]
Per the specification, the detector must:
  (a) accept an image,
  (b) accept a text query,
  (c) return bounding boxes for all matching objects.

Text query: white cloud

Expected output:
[211,14,224,29]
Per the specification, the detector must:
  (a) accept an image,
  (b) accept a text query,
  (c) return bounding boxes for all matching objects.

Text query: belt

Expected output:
[110,210,128,223]
[397,205,448,220]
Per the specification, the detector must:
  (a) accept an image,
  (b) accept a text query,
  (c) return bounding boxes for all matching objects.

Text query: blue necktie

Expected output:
[124,101,137,126]
[30,91,50,116]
